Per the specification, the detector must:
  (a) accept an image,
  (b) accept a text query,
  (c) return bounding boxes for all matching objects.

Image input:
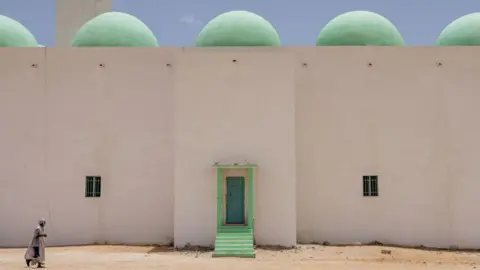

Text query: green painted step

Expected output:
[213,227,255,258]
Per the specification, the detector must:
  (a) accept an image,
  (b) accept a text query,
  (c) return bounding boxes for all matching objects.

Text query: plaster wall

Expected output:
[0,49,48,247]
[1,47,480,249]
[55,0,112,46]
[295,47,480,249]
[0,48,175,247]
[173,48,297,247]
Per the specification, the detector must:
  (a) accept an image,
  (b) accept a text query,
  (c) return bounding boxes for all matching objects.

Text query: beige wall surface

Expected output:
[295,47,480,249]
[0,48,175,247]
[0,49,48,247]
[173,48,297,247]
[1,47,480,249]
[55,0,112,46]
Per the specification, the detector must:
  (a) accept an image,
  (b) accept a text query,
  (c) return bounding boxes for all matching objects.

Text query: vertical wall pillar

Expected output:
[216,168,222,230]
[248,168,254,229]
[55,0,112,46]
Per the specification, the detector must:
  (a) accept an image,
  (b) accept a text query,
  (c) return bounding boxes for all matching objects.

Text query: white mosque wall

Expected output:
[295,47,480,249]
[1,47,480,249]
[173,48,297,247]
[44,48,176,246]
[0,48,175,247]
[0,49,48,247]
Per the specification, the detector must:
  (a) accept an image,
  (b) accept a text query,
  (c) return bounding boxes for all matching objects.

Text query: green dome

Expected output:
[316,11,404,46]
[0,15,37,47]
[436,13,480,46]
[196,11,280,47]
[72,12,158,47]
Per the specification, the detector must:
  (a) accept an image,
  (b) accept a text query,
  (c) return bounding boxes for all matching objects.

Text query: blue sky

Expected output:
[0,0,478,46]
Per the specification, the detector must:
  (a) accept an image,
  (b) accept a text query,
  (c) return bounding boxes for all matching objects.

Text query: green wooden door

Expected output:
[226,177,245,224]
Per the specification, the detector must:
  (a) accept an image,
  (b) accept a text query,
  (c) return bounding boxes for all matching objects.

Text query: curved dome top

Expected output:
[196,11,281,47]
[72,12,158,47]
[316,11,404,46]
[436,13,480,46]
[0,15,37,47]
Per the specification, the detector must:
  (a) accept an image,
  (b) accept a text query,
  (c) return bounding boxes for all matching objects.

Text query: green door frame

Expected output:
[213,163,257,230]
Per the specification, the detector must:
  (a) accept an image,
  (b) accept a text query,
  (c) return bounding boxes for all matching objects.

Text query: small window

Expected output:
[85,176,101,197]
[363,175,378,197]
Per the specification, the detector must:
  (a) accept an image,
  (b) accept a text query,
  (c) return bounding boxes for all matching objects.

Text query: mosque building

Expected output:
[1,0,480,258]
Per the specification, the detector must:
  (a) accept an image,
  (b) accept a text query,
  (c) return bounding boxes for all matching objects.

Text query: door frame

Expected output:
[213,163,257,231]
[225,176,245,225]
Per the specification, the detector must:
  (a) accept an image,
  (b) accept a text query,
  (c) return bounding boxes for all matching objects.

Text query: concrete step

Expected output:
[213,230,255,258]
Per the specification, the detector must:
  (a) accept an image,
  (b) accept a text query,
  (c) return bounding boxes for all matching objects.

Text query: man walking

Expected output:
[25,218,47,268]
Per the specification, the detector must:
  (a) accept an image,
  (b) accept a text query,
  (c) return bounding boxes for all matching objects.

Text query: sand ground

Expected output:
[0,245,479,269]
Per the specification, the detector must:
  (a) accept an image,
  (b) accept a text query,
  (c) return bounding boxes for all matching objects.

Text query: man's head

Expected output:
[38,218,46,227]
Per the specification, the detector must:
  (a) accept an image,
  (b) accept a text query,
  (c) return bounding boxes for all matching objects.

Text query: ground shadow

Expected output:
[175,245,214,254]
[304,241,480,254]
[256,245,296,251]
[147,245,175,253]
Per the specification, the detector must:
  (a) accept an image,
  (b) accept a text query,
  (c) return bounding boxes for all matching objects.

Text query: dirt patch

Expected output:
[1,245,479,269]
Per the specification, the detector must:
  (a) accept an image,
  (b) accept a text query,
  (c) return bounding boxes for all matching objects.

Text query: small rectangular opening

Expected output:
[85,176,101,198]
[363,175,378,197]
